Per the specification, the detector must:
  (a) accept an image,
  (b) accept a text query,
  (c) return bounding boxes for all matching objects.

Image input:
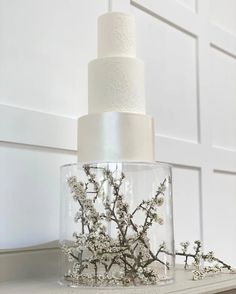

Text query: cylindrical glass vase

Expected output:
[59,162,174,287]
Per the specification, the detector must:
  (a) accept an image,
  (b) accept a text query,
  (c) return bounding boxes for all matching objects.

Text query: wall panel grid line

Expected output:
[3,104,236,170]
[131,0,199,37]
[210,43,236,60]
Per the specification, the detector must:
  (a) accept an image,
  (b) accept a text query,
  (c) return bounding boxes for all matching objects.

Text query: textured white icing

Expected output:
[88,57,145,114]
[98,12,136,57]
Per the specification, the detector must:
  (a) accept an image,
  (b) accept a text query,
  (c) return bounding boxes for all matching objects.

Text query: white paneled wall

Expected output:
[112,0,236,266]
[205,171,236,265]
[0,0,107,250]
[0,0,102,117]
[210,47,236,150]
[0,144,75,248]
[135,7,199,142]
[0,0,236,277]
[209,0,236,34]
[176,0,196,12]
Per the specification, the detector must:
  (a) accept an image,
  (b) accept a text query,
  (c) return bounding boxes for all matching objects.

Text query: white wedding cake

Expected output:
[89,13,145,114]
[77,12,155,163]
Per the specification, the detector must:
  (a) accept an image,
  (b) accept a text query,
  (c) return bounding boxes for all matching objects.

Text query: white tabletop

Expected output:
[1,268,236,294]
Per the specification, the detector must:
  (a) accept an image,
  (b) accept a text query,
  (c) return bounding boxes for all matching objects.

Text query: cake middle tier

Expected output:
[88,56,145,114]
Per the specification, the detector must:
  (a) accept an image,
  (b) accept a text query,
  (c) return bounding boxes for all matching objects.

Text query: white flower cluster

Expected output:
[177,240,233,281]
[180,241,190,254]
[192,266,221,281]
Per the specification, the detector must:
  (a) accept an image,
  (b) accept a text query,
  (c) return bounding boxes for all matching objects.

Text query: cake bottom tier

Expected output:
[77,112,155,163]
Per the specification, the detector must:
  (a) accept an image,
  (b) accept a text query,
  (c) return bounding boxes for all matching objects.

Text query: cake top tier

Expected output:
[98,12,136,58]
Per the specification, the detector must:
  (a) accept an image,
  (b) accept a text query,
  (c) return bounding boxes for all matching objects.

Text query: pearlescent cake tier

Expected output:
[77,112,155,163]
